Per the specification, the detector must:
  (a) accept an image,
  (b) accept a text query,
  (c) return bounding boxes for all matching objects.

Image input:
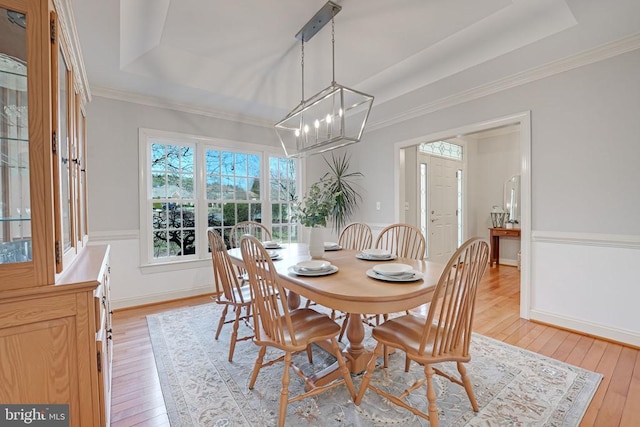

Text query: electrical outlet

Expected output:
[376,202,381,210]
[404,202,410,211]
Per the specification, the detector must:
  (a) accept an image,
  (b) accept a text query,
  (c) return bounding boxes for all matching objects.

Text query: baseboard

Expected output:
[499,258,518,267]
[530,309,639,348]
[111,285,214,310]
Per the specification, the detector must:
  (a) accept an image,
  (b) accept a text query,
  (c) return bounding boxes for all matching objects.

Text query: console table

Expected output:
[489,227,521,267]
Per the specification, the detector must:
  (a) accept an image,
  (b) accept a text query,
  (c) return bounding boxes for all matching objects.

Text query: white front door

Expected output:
[423,155,461,263]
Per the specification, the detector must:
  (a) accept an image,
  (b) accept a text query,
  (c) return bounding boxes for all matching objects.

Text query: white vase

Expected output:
[308,227,325,259]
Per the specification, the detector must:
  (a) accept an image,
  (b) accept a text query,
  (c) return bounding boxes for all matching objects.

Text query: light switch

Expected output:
[376,202,381,210]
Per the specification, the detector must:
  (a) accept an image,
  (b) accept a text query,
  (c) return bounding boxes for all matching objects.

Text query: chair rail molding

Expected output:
[532,230,640,249]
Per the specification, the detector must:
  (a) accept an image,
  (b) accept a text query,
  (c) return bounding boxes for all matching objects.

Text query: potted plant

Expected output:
[294,180,336,257]
[321,152,363,232]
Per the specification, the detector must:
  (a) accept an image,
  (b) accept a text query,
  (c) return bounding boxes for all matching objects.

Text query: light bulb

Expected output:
[339,108,343,117]
[295,129,300,137]
[326,114,332,124]
[303,124,309,133]
[314,119,320,129]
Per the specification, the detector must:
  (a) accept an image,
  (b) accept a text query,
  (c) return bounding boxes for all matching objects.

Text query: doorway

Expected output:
[394,112,531,319]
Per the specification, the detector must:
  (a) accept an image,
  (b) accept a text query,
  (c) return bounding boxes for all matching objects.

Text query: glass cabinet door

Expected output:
[58,48,72,254]
[0,5,30,266]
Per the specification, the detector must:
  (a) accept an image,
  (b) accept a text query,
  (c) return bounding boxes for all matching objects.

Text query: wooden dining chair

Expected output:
[364,223,427,327]
[375,223,426,260]
[208,229,253,362]
[338,222,373,251]
[240,235,356,427]
[230,221,272,248]
[355,237,490,427]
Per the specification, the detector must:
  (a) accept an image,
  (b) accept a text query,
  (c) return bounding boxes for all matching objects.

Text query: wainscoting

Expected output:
[531,230,639,347]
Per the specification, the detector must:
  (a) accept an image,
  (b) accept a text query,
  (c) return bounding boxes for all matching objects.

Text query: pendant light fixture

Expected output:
[275,1,374,158]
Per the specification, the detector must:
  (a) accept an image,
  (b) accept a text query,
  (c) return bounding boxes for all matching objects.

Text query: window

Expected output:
[269,157,298,243]
[139,129,299,266]
[419,140,463,160]
[150,143,196,259]
[204,149,262,247]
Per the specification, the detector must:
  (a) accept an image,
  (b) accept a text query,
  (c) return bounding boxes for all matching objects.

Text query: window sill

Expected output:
[140,258,210,275]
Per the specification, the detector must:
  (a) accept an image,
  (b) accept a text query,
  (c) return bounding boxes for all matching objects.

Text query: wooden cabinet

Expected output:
[0,1,107,425]
[0,0,90,289]
[0,245,112,426]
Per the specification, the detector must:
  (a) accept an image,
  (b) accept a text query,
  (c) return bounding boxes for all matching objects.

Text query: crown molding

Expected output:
[367,33,640,132]
[90,86,274,128]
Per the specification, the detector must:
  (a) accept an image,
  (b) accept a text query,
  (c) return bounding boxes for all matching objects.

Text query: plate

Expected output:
[373,263,413,276]
[289,265,339,277]
[262,241,282,249]
[324,242,342,251]
[362,248,392,258]
[356,253,397,261]
[296,260,331,271]
[366,269,423,282]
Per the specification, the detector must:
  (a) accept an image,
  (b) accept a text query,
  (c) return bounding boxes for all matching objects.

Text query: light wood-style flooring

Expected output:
[110,266,639,426]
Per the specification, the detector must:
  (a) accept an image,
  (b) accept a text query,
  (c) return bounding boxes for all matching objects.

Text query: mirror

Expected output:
[504,175,520,225]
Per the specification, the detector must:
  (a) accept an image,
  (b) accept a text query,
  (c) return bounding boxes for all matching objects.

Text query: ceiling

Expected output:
[70,0,640,128]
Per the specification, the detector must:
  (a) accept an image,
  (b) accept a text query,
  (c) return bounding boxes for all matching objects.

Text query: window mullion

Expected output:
[261,152,272,228]
[196,143,208,259]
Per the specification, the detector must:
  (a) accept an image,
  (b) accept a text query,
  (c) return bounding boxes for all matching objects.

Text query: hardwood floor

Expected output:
[109,266,639,426]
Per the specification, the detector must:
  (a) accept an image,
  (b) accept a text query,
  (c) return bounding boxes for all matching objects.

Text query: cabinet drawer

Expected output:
[0,294,76,329]
[493,229,520,237]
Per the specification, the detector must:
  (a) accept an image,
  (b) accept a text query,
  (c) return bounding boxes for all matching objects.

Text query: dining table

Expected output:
[227,242,445,386]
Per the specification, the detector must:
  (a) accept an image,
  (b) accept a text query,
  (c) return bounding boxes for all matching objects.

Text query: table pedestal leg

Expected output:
[344,313,370,373]
[307,313,374,389]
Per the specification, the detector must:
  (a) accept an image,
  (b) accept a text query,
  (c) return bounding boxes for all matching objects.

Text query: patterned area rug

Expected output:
[147,303,601,426]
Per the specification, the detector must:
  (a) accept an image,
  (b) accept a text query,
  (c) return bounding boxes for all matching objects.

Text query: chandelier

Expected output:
[275,1,374,158]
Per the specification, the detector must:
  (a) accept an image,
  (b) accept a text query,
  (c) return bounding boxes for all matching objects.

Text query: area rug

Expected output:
[147,303,602,426]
